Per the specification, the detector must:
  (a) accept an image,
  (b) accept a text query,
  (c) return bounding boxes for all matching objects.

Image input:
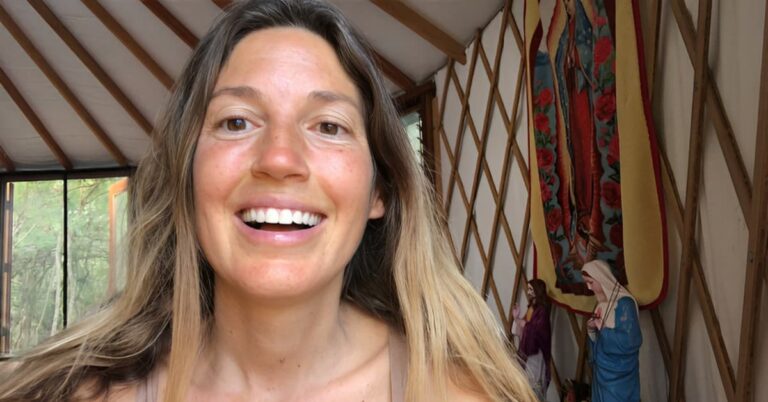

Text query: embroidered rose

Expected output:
[602,181,622,209]
[594,37,613,65]
[536,88,554,107]
[537,148,555,168]
[595,92,616,122]
[534,113,551,133]
[540,180,552,201]
[546,207,562,233]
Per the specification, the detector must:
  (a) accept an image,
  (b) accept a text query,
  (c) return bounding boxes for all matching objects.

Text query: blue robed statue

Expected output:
[582,260,642,402]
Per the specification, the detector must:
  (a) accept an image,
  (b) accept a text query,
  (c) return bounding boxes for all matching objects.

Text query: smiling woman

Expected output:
[0,1,537,401]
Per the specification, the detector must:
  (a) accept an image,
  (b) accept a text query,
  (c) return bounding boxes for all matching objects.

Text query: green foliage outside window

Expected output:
[7,177,126,353]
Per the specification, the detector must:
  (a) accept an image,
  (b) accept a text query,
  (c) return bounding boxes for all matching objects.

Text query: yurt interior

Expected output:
[0,0,766,401]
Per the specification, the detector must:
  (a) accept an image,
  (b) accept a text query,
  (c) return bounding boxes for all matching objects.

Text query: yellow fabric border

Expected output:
[526,1,666,313]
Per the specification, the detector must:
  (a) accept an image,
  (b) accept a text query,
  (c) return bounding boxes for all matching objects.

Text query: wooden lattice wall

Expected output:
[431,1,768,401]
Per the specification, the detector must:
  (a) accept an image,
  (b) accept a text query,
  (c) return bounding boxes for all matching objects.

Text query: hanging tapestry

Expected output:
[524,0,668,313]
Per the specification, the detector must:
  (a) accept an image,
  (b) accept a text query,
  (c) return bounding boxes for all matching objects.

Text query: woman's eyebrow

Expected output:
[211,85,263,101]
[308,90,361,112]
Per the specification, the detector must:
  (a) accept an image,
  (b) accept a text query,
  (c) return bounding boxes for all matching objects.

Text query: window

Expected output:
[402,111,423,164]
[0,173,129,355]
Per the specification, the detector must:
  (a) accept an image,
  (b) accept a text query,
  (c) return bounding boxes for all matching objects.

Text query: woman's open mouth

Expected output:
[239,207,323,231]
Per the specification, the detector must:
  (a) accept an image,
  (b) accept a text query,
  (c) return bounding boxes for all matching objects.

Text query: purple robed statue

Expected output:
[513,279,552,400]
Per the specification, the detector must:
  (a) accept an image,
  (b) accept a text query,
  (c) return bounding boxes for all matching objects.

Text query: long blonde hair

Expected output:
[0,1,536,400]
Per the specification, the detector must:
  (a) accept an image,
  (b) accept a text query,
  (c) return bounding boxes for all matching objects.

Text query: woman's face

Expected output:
[526,284,534,301]
[193,27,384,303]
[584,276,603,296]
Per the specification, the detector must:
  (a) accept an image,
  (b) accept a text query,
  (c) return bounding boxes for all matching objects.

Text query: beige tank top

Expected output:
[136,330,407,402]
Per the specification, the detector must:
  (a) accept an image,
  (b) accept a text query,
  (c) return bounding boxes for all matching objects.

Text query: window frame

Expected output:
[0,167,133,356]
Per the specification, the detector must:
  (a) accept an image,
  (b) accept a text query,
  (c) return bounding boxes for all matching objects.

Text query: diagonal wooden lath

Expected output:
[81,0,174,90]
[369,0,466,64]
[735,2,768,400]
[458,1,512,272]
[443,33,481,215]
[660,145,734,400]
[433,2,573,393]
[0,66,72,170]
[0,3,127,166]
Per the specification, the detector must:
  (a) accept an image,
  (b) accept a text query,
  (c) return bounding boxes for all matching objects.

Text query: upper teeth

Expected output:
[240,208,322,226]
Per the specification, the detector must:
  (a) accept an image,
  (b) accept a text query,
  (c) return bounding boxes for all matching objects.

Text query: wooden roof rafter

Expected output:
[80,0,174,90]
[371,51,416,90]
[141,0,198,48]
[0,3,128,166]
[211,0,233,10]
[0,146,15,173]
[369,0,466,64]
[28,0,153,135]
[211,0,416,91]
[0,67,72,170]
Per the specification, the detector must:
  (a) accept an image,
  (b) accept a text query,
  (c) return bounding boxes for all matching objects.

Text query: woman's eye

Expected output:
[224,118,249,132]
[318,122,341,135]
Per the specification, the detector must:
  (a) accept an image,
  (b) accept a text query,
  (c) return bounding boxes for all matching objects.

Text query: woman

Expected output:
[582,260,642,402]
[0,1,537,401]
[513,279,551,400]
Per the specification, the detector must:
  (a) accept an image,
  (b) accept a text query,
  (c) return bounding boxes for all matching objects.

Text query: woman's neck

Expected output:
[198,288,351,389]
[192,280,380,398]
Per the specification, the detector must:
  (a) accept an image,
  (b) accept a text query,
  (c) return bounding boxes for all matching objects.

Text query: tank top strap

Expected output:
[388,328,408,402]
[135,367,158,402]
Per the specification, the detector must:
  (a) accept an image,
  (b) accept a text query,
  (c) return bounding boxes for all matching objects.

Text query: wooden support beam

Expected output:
[660,132,736,400]
[29,0,153,135]
[0,4,128,166]
[650,310,673,379]
[670,2,713,401]
[0,146,14,172]
[646,0,663,102]
[670,0,753,227]
[371,51,415,91]
[140,0,198,48]
[735,2,768,400]
[81,0,174,89]
[370,0,466,64]
[0,67,72,170]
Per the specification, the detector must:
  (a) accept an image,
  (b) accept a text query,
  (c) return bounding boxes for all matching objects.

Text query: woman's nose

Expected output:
[250,124,309,181]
